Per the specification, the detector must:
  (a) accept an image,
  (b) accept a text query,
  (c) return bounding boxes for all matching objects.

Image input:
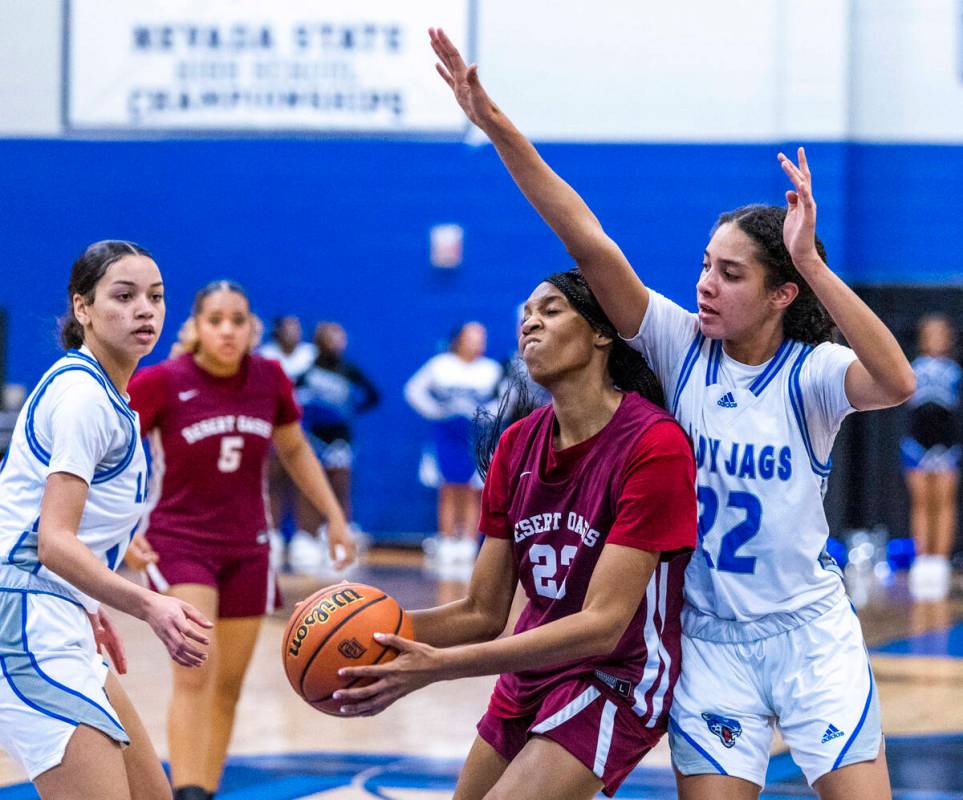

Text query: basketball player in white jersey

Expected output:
[428,27,914,800]
[0,241,212,799]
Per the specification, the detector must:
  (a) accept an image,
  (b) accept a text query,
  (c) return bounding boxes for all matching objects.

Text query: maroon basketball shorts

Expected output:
[146,534,280,618]
[477,677,664,796]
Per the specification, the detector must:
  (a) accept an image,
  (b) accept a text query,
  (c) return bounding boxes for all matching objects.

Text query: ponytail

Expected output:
[59,240,151,349]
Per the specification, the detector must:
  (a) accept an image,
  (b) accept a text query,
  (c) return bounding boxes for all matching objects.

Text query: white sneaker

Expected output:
[348,523,371,558]
[268,529,285,572]
[436,536,461,565]
[908,555,928,598]
[288,530,323,575]
[909,555,950,601]
[422,535,441,564]
[453,536,478,563]
[930,556,952,600]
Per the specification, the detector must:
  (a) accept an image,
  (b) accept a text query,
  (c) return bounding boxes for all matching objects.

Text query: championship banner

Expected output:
[65,0,472,134]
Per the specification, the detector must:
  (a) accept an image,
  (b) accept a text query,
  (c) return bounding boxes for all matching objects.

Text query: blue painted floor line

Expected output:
[872,622,963,657]
[3,737,963,798]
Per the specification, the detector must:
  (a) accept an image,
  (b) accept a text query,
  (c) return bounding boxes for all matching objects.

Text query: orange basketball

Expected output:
[281,582,413,716]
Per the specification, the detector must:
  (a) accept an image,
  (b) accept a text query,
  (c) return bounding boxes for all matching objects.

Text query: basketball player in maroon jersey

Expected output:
[338,271,696,799]
[126,280,356,800]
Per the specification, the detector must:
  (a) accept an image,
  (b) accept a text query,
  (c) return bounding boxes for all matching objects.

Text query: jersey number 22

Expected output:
[697,486,762,574]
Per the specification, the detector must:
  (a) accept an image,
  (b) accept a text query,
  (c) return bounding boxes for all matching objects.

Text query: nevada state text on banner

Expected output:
[65,0,471,134]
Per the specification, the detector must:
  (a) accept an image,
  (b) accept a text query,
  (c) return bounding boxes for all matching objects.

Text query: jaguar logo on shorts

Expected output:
[337,638,368,659]
[702,712,743,748]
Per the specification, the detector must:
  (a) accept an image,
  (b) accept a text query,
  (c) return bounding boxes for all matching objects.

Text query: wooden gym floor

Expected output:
[1,549,961,799]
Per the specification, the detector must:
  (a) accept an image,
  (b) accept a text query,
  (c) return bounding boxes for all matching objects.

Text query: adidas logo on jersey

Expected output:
[821,724,845,743]
[717,392,738,408]
[178,389,200,402]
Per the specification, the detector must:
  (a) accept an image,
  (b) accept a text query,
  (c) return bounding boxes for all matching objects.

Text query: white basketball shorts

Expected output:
[668,594,882,787]
[0,588,129,779]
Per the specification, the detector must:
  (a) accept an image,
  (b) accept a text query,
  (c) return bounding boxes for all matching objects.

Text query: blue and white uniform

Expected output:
[900,355,960,473]
[0,347,147,778]
[404,352,502,487]
[627,291,879,787]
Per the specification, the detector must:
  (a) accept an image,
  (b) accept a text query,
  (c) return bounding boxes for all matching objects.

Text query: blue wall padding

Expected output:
[0,139,959,532]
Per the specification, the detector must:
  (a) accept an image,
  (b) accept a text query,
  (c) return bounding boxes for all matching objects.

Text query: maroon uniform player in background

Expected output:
[126,280,356,800]
[337,270,696,800]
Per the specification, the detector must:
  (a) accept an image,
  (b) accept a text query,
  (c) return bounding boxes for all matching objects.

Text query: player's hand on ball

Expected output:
[143,594,213,668]
[124,532,158,572]
[429,27,499,129]
[334,633,442,716]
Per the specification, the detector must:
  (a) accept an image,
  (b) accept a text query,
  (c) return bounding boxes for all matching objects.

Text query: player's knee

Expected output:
[212,677,244,710]
[173,662,214,694]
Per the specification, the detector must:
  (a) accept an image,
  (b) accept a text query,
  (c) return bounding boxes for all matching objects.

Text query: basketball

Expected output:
[281,582,414,715]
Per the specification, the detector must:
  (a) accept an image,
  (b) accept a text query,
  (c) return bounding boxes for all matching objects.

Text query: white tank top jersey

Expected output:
[627,291,857,642]
[0,347,148,612]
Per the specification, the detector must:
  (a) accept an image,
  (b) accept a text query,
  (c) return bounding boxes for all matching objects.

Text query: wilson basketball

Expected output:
[281,582,413,715]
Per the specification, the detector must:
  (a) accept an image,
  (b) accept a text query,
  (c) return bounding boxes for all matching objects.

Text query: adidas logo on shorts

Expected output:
[717,392,738,408]
[821,723,845,743]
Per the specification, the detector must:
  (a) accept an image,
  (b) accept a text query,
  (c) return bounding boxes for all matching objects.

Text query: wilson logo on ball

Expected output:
[337,638,368,659]
[288,588,364,657]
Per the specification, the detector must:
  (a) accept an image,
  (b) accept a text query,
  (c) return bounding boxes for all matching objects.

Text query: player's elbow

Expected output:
[891,369,916,405]
[875,369,916,409]
[36,533,63,572]
[586,611,629,656]
[483,610,511,641]
[274,434,307,465]
[467,600,510,642]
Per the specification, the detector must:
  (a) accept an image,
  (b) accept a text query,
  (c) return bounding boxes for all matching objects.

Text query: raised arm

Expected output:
[779,148,916,410]
[430,27,649,338]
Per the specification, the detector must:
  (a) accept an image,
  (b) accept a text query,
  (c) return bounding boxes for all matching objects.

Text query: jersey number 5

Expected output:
[696,486,762,574]
[218,436,245,473]
[530,543,578,599]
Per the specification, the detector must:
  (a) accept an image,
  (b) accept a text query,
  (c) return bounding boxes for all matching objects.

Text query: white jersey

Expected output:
[258,341,317,383]
[908,354,960,410]
[627,291,856,641]
[0,347,148,612]
[404,352,502,420]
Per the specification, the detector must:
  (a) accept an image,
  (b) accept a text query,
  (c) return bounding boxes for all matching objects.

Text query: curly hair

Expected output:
[713,204,835,345]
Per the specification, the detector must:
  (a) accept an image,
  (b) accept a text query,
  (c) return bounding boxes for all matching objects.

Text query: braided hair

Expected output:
[714,204,834,345]
[475,269,664,478]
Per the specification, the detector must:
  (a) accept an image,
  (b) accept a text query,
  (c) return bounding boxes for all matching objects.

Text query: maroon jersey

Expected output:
[129,353,301,550]
[479,392,695,727]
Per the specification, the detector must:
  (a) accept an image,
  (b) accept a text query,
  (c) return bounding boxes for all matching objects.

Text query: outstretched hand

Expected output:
[778,147,822,272]
[429,27,499,129]
[333,633,445,716]
[143,594,213,668]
